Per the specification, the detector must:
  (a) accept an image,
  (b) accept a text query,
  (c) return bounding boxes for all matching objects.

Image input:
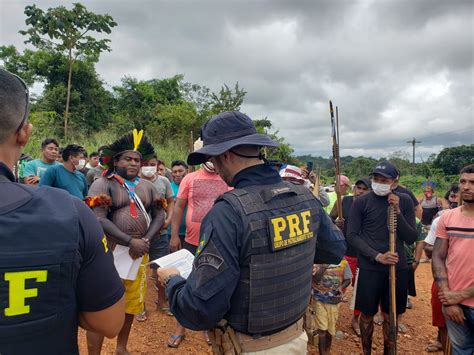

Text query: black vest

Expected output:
[0,177,81,355]
[219,181,321,335]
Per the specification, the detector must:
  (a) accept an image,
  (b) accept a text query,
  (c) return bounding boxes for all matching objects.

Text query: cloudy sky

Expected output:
[1,0,473,159]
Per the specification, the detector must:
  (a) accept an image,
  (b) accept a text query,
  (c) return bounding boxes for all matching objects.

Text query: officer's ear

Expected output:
[17,122,33,148]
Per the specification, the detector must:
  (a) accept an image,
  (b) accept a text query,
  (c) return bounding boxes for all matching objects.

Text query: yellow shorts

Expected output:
[123,254,148,315]
[312,300,340,336]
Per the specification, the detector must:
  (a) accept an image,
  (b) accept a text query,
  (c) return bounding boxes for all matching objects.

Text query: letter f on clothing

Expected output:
[4,270,48,316]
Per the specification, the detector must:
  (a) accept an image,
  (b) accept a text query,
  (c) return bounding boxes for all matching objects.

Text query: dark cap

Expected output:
[187,111,278,165]
[355,178,371,189]
[371,161,398,179]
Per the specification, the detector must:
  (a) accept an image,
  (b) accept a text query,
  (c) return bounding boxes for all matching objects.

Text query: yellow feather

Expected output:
[133,129,144,151]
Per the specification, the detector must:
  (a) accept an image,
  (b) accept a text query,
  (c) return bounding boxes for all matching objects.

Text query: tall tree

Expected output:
[433,145,474,175]
[20,3,117,136]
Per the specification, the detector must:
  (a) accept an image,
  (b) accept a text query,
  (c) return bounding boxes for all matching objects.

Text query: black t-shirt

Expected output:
[393,185,419,208]
[341,196,357,257]
[74,198,125,311]
[347,191,418,271]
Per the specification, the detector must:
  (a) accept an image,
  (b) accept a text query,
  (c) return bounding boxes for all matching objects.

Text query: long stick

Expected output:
[189,130,195,173]
[388,205,398,354]
[329,100,343,221]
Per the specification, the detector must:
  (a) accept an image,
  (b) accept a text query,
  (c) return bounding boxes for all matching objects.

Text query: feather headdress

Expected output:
[100,129,155,169]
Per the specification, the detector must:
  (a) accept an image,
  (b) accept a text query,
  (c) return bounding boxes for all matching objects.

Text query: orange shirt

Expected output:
[177,169,230,246]
[436,206,474,307]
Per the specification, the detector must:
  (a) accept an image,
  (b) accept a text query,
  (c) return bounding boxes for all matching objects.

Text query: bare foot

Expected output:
[115,348,130,355]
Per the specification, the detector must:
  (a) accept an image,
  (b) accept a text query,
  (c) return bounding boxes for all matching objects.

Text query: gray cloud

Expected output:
[1,0,472,160]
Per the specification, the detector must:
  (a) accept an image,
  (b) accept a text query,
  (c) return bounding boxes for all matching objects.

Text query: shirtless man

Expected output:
[86,131,165,355]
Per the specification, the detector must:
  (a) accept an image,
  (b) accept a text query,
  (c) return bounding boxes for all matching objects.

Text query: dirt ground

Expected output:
[78,262,441,354]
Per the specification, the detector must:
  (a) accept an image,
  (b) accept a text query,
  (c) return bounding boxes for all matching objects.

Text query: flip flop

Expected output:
[204,330,212,345]
[351,322,361,337]
[398,323,408,333]
[160,306,173,316]
[167,334,185,348]
[135,311,147,322]
[425,340,442,352]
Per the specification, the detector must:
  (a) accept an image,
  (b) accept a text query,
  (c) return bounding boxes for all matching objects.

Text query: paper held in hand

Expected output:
[149,249,194,279]
[113,244,143,280]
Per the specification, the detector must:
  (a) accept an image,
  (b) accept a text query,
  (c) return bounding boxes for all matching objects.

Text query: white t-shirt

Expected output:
[424,209,447,245]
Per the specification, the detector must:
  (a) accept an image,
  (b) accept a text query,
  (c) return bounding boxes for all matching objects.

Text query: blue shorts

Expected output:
[149,234,169,269]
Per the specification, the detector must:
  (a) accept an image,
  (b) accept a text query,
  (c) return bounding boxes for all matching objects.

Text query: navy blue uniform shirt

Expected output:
[166,163,341,330]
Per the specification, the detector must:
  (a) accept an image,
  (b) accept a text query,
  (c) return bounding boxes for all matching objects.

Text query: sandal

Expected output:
[135,311,147,322]
[160,306,173,316]
[204,330,212,345]
[167,334,185,348]
[374,314,384,326]
[425,340,442,352]
[351,321,361,337]
[398,323,408,334]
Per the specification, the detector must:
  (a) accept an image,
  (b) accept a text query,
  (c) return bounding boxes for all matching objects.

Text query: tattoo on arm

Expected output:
[432,238,449,291]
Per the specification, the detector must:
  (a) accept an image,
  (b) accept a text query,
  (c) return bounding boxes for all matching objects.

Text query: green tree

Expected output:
[433,145,474,175]
[210,83,247,113]
[113,75,184,130]
[20,3,117,135]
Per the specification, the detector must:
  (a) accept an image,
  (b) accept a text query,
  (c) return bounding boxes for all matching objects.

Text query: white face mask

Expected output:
[371,181,392,196]
[203,162,216,173]
[74,159,86,170]
[141,166,157,178]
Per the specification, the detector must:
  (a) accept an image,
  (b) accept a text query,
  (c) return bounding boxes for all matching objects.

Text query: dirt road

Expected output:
[78,262,440,354]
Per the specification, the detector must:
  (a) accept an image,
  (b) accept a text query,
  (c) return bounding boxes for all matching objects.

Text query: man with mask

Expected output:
[419,183,443,229]
[86,131,165,355]
[40,144,88,199]
[140,154,174,317]
[159,111,346,354]
[347,161,417,355]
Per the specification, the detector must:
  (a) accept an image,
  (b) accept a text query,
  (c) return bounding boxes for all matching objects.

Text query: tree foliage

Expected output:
[434,145,474,175]
[19,3,117,135]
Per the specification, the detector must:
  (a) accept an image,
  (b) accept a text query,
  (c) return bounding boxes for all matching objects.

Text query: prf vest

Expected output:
[219,181,321,336]
[0,178,81,355]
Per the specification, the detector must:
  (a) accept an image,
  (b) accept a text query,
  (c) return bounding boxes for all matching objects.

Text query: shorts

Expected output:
[431,281,446,328]
[312,300,340,336]
[407,263,416,297]
[149,234,170,270]
[183,241,197,255]
[443,305,474,354]
[355,268,408,316]
[123,254,148,315]
[168,234,186,248]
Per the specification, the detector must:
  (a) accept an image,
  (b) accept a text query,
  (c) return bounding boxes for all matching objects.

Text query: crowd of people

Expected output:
[1,68,473,355]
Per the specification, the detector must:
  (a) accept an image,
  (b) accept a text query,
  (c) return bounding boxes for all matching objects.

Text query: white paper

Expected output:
[113,244,143,280]
[150,249,195,279]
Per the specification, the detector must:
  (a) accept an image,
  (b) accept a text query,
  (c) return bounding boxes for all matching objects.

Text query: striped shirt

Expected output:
[437,206,474,307]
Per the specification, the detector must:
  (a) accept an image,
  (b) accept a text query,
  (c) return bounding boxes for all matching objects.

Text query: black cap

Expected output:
[371,161,398,179]
[355,178,371,189]
[187,111,278,165]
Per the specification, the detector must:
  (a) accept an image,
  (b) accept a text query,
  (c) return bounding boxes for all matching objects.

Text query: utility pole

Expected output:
[407,137,421,167]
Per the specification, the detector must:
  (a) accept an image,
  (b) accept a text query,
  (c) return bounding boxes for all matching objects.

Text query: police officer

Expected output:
[158,111,346,354]
[0,69,125,354]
